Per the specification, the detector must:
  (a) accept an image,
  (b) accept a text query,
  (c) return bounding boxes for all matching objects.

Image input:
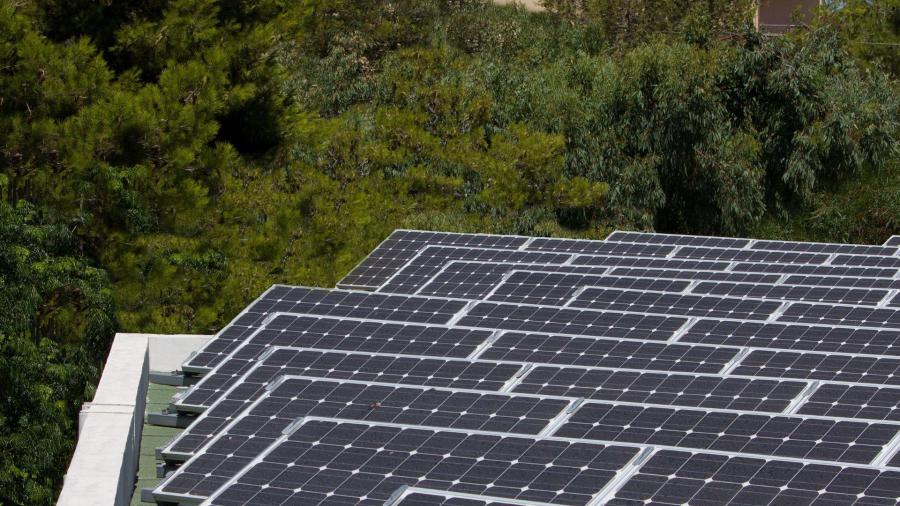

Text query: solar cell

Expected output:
[671,246,830,264]
[526,237,676,256]
[168,348,526,457]
[183,286,469,373]
[885,236,900,247]
[732,350,900,385]
[567,287,783,321]
[776,302,900,328]
[378,246,572,295]
[731,262,899,278]
[178,315,494,409]
[608,267,781,284]
[750,240,899,256]
[570,255,732,271]
[487,271,691,307]
[605,231,751,249]
[416,262,611,299]
[338,230,527,290]
[156,378,572,501]
[477,332,738,374]
[198,419,640,506]
[557,403,898,464]
[796,384,900,422]
[690,280,890,306]
[679,319,900,356]
[458,302,689,340]
[513,367,806,412]
[606,230,899,256]
[607,449,900,505]
[832,254,900,268]
[780,274,900,290]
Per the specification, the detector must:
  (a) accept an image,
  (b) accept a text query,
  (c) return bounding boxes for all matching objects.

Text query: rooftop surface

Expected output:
[68,229,900,505]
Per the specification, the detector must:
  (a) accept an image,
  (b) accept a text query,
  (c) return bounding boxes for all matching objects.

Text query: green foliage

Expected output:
[0,200,115,505]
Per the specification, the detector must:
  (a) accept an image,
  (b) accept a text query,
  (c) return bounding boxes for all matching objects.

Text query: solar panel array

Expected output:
[151,229,900,506]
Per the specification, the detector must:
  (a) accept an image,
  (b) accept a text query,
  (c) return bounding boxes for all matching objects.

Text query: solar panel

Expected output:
[776,302,900,328]
[781,274,900,290]
[514,367,806,412]
[487,271,691,307]
[671,246,830,264]
[197,419,641,506]
[457,302,689,340]
[730,261,899,278]
[606,230,900,256]
[555,402,898,464]
[605,231,751,249]
[885,236,900,247]
[732,350,900,385]
[183,286,469,373]
[338,230,528,290]
[690,280,891,306]
[477,332,739,373]
[156,229,900,506]
[567,287,783,320]
[796,384,900,422]
[157,378,573,501]
[606,449,900,505]
[679,320,900,356]
[832,254,900,268]
[378,246,572,295]
[526,237,676,256]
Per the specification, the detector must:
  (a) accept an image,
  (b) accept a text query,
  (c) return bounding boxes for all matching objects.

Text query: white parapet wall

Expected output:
[58,333,210,506]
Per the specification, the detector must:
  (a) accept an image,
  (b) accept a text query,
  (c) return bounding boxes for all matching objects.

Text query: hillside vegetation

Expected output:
[0,0,897,502]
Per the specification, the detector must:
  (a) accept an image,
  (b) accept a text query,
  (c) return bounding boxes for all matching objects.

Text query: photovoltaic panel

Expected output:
[782,274,900,290]
[178,315,495,409]
[607,449,900,505]
[158,228,900,506]
[167,348,526,457]
[750,240,899,256]
[832,254,900,268]
[526,237,676,256]
[555,402,898,464]
[608,267,781,284]
[156,378,572,501]
[671,246,830,264]
[378,246,572,295]
[477,332,738,374]
[570,255,732,271]
[458,302,689,340]
[183,286,469,373]
[605,231,751,249]
[732,350,900,385]
[679,319,900,356]
[730,262,899,278]
[200,419,640,506]
[513,366,806,412]
[796,384,900,422]
[606,230,900,256]
[776,302,900,328]
[568,287,783,321]
[416,262,611,299]
[690,280,890,306]
[486,271,690,307]
[338,230,527,290]
[885,236,900,247]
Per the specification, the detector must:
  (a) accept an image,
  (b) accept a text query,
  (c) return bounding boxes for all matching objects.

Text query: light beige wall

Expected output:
[493,0,544,11]
[756,0,820,33]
